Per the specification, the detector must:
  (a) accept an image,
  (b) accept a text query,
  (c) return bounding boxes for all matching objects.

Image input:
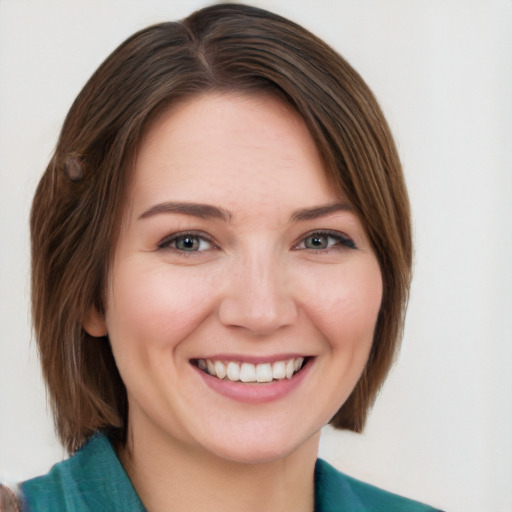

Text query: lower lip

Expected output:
[193,359,312,404]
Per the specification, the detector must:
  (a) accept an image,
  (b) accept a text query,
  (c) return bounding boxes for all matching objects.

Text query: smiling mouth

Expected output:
[192,357,308,383]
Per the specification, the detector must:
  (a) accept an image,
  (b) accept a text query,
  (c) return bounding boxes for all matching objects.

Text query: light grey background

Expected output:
[1,1,511,511]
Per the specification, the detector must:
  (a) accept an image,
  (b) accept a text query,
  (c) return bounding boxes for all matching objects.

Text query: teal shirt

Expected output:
[20,434,442,511]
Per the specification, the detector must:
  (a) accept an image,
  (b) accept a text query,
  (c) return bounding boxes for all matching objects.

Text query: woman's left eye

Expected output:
[158,233,214,253]
[295,231,356,251]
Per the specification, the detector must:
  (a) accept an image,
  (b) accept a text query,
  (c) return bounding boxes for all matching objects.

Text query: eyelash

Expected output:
[157,229,356,256]
[157,231,217,255]
[293,230,357,252]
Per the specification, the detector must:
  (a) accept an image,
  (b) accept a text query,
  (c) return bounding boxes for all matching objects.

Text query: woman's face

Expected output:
[87,93,382,464]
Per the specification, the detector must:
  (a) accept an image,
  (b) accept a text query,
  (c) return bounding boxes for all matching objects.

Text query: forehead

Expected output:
[128,92,341,220]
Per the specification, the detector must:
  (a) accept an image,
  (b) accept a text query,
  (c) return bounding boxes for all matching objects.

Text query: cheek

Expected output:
[298,259,383,348]
[105,259,219,354]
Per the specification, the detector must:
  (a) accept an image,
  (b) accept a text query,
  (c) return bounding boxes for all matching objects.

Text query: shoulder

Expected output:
[19,434,144,512]
[315,459,444,512]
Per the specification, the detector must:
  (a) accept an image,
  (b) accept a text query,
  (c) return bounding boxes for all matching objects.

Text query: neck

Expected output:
[119,423,319,512]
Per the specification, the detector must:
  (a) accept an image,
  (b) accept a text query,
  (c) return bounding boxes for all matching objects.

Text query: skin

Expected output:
[85,92,383,512]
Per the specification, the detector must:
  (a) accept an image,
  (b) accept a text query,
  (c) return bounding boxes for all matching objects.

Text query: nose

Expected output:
[217,251,298,336]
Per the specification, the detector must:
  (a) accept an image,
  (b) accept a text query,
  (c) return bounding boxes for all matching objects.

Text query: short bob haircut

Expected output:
[31,3,412,454]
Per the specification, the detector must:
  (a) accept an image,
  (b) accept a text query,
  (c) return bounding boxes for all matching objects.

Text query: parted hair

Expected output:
[31,3,412,454]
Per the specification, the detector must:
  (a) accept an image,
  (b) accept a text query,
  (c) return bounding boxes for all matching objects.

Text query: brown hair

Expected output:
[31,3,412,454]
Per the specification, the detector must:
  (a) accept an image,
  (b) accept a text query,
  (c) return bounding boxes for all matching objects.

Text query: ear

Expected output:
[83,306,107,338]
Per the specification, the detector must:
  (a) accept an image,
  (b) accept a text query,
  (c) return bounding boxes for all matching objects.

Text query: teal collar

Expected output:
[22,433,440,512]
[21,434,145,511]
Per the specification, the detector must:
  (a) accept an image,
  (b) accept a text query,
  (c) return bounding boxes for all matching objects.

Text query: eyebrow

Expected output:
[138,201,353,223]
[138,202,232,222]
[290,202,354,222]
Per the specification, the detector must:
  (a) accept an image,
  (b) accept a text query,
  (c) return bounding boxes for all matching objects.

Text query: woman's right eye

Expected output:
[158,233,214,253]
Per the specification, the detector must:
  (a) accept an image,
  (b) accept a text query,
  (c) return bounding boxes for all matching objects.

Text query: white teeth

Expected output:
[226,361,240,381]
[272,361,286,380]
[285,359,295,379]
[196,357,305,383]
[240,363,256,382]
[214,360,226,379]
[256,363,273,383]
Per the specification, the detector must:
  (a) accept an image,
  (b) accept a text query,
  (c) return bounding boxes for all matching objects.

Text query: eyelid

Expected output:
[293,229,357,251]
[157,230,218,252]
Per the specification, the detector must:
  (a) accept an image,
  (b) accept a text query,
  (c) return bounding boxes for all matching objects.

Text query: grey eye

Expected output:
[175,235,201,251]
[304,234,330,249]
[297,231,357,251]
[159,233,214,253]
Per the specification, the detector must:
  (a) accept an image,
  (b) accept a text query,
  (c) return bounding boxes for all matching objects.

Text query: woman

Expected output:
[8,3,441,511]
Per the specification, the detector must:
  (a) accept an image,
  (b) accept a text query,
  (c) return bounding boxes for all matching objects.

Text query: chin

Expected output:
[196,422,321,466]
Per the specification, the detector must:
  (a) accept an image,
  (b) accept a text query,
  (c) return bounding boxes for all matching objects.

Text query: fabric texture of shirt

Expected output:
[19,433,442,511]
